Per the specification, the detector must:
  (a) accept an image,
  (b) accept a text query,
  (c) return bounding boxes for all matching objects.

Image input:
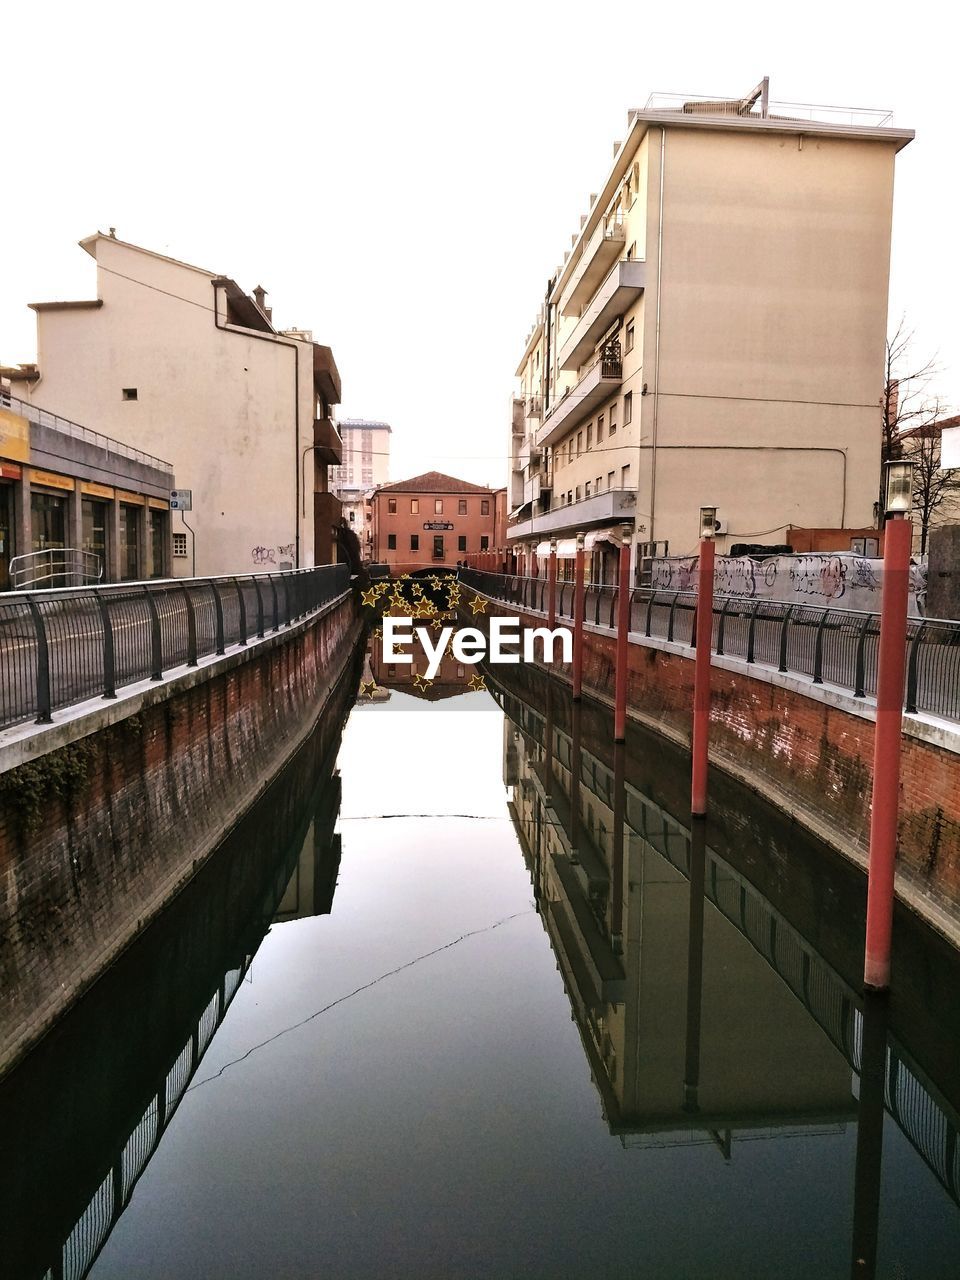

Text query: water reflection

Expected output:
[0,691,348,1280]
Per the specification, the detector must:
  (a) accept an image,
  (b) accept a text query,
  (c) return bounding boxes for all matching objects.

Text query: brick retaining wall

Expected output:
[0,592,362,1074]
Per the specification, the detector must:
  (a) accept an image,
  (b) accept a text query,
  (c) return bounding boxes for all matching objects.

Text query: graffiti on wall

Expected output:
[651,553,926,616]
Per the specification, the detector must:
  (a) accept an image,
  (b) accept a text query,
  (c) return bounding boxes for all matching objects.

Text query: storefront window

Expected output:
[0,483,13,591]
[149,508,167,578]
[82,498,108,580]
[119,504,141,581]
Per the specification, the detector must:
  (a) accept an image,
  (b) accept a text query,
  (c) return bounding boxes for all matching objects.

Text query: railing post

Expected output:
[905,621,926,715]
[614,530,633,742]
[691,538,715,818]
[181,585,198,666]
[548,539,558,628]
[268,574,280,631]
[854,614,873,698]
[813,610,828,684]
[284,572,293,627]
[233,578,248,646]
[667,591,680,642]
[95,593,117,697]
[143,587,164,681]
[716,596,731,657]
[252,576,266,639]
[210,580,225,655]
[746,600,761,664]
[645,591,656,638]
[778,605,794,674]
[25,598,53,724]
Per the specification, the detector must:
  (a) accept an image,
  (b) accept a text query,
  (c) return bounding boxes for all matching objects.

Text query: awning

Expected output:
[535,530,622,558]
[509,501,532,521]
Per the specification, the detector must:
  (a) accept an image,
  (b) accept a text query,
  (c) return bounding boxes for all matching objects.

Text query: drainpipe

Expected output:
[649,127,666,555]
[212,282,304,567]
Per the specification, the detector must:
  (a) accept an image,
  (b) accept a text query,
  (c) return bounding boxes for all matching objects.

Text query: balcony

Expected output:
[558,260,646,372]
[313,416,343,465]
[312,344,342,407]
[511,397,525,434]
[536,344,623,449]
[558,208,626,318]
[507,488,638,542]
[518,431,542,472]
[525,394,542,420]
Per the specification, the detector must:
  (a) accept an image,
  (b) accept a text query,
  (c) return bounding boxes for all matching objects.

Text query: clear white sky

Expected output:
[2,0,956,488]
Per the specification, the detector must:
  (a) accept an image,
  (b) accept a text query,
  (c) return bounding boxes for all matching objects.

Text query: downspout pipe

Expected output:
[212,282,304,567]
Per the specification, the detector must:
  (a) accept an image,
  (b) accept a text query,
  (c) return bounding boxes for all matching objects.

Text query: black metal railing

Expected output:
[0,563,351,731]
[459,569,960,724]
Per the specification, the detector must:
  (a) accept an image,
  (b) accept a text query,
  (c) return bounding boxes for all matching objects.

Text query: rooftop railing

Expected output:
[642,91,895,129]
[0,389,174,474]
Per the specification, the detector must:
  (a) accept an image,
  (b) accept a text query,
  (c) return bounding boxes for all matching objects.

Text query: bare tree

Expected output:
[882,319,938,465]
[904,408,960,554]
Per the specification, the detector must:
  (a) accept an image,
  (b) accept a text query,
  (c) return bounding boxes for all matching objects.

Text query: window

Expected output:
[586,423,593,450]
[388,498,397,514]
[597,413,604,443]
[410,534,419,550]
[607,470,615,490]
[435,499,443,515]
[625,320,635,353]
[458,499,468,515]
[480,535,489,551]
[173,531,188,558]
[609,406,617,435]
[567,491,573,505]
[576,431,583,456]
[627,242,636,260]
[348,510,355,523]
[411,498,419,514]
[122,387,138,401]
[481,499,490,515]
[585,481,591,498]
[621,464,630,487]
[624,392,633,425]
[387,533,397,549]
[575,486,581,502]
[458,535,467,552]
[433,535,444,558]
[596,476,602,492]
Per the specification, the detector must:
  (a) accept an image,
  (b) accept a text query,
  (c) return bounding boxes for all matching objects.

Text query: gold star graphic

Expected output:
[468,594,487,615]
[400,573,411,581]
[412,672,433,691]
[469,673,486,692]
[361,587,380,607]
[446,587,462,606]
[359,679,376,697]
[416,603,435,618]
[430,617,445,632]
[372,626,383,639]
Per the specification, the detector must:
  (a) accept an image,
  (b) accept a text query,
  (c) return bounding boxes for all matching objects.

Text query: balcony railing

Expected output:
[0,389,174,474]
[537,348,624,449]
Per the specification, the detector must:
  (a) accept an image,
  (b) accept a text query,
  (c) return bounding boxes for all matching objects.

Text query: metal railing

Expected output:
[460,569,960,724]
[10,548,103,590]
[0,388,174,474]
[0,563,351,731]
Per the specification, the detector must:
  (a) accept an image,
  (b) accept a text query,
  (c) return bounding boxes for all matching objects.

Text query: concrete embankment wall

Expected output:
[464,598,960,934]
[0,591,362,1075]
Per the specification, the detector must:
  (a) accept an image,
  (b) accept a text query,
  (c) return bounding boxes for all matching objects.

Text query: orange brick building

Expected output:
[369,471,497,574]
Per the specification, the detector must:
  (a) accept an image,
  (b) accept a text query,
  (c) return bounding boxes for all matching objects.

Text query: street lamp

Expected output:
[883,460,914,517]
[692,504,717,817]
[699,506,718,540]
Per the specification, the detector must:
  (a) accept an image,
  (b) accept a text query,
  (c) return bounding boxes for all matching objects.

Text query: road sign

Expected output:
[423,521,453,530]
[942,425,960,471]
[170,489,193,510]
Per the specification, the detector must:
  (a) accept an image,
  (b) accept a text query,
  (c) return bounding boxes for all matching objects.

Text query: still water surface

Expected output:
[10,681,960,1278]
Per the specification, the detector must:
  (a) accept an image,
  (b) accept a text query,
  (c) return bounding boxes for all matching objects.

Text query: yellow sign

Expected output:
[0,408,30,464]
[30,468,75,492]
[116,489,145,506]
[81,481,115,500]
[147,496,169,511]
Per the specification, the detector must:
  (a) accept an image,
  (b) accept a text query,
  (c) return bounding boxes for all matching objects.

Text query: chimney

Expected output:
[252,284,268,312]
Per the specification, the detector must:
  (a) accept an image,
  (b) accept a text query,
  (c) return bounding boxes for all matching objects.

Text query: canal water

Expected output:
[4,668,960,1279]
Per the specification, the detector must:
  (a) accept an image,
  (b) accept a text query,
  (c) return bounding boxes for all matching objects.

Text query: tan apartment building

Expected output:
[369,471,496,574]
[509,81,913,582]
[331,418,392,555]
[8,232,343,578]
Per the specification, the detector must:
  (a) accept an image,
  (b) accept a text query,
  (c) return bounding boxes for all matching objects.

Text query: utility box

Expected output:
[927,525,960,620]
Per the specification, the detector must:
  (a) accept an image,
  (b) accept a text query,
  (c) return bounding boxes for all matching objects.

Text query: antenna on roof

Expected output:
[742,76,770,118]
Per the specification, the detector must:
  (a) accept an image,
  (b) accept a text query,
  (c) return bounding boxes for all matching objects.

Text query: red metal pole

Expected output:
[614,531,632,743]
[863,516,912,991]
[572,533,585,700]
[548,540,557,627]
[691,537,715,818]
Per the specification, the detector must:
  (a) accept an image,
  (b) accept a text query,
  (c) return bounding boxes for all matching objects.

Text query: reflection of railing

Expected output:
[492,675,960,1208]
[10,548,103,590]
[461,570,960,723]
[0,563,351,731]
[58,957,251,1280]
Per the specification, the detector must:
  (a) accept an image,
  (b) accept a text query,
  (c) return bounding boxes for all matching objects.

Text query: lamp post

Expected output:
[548,537,558,628]
[572,531,586,699]
[863,461,914,991]
[614,525,633,742]
[691,507,716,818]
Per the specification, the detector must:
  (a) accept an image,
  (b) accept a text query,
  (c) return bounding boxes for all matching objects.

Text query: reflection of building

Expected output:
[369,471,496,574]
[504,697,854,1143]
[7,232,343,576]
[273,776,343,923]
[369,620,472,700]
[331,419,392,557]
[509,83,912,581]
[0,389,174,588]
